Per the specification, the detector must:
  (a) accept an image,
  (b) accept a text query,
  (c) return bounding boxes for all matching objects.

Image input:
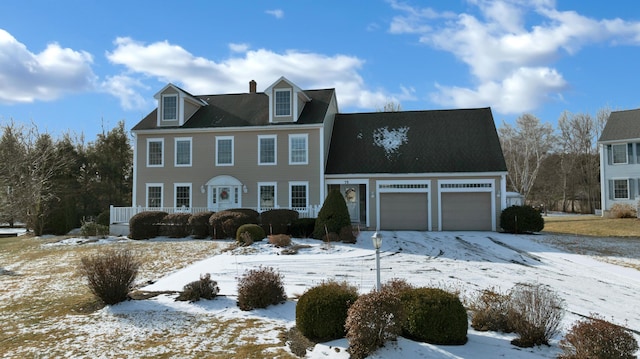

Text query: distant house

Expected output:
[112,77,508,233]
[598,109,640,215]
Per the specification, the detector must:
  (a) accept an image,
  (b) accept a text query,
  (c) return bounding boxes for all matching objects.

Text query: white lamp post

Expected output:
[371,231,382,291]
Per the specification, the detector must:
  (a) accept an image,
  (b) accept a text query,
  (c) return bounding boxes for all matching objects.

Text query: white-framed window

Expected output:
[612,144,628,164]
[147,138,164,167]
[258,182,277,210]
[614,179,629,199]
[289,134,308,165]
[275,89,291,117]
[175,137,192,167]
[216,136,234,166]
[289,181,308,208]
[146,183,163,207]
[162,94,178,121]
[258,135,277,165]
[174,183,192,208]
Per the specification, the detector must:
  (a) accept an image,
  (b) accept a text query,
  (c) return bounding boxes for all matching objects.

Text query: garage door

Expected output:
[441,192,492,231]
[380,193,428,230]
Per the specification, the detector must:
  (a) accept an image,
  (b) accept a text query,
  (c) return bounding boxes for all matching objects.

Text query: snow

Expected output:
[372,126,409,158]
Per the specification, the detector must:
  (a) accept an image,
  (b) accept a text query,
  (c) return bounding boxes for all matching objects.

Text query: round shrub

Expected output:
[176,273,219,302]
[346,290,403,359]
[209,211,257,239]
[159,212,192,238]
[500,205,544,234]
[559,314,638,359]
[129,211,168,240]
[260,209,299,235]
[96,209,110,226]
[236,223,266,245]
[237,266,286,311]
[80,221,110,238]
[380,278,414,297]
[400,287,468,345]
[312,189,351,240]
[296,280,359,342]
[289,218,316,238]
[227,208,260,223]
[79,249,140,305]
[188,211,214,239]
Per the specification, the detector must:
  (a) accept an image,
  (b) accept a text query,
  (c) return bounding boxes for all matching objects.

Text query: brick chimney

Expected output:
[249,80,257,94]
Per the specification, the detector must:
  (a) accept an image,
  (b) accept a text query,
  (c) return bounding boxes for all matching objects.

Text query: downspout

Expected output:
[599,143,605,216]
[132,132,138,207]
[319,127,325,205]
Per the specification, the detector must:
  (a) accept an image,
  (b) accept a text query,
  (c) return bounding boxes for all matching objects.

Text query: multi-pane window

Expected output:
[612,144,628,164]
[290,183,308,208]
[163,95,177,121]
[147,185,162,207]
[175,138,191,166]
[275,89,291,116]
[175,184,191,208]
[147,139,163,166]
[259,184,276,209]
[216,137,234,165]
[289,134,308,164]
[614,179,629,199]
[259,135,276,165]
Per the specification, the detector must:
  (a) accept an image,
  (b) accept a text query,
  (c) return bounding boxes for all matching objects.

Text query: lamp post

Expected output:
[371,231,382,291]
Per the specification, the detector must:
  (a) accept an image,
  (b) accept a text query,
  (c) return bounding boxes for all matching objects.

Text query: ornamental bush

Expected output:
[209,211,256,239]
[296,280,359,342]
[237,266,286,311]
[507,282,564,348]
[260,209,299,235]
[80,221,110,238]
[79,249,140,305]
[609,203,637,218]
[500,205,544,234]
[159,212,192,238]
[188,211,214,239]
[290,218,316,238]
[312,189,351,240]
[468,286,514,333]
[236,223,266,245]
[400,287,468,345]
[176,273,219,302]
[559,314,638,359]
[129,211,168,240]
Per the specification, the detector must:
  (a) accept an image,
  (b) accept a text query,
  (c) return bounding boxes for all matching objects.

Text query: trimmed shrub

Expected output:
[559,314,639,359]
[236,223,266,245]
[209,211,257,239]
[339,225,356,243]
[80,221,110,238]
[286,327,315,358]
[289,218,316,238]
[227,208,260,223]
[159,212,192,238]
[610,203,637,218]
[346,290,403,359]
[468,287,514,332]
[296,280,359,342]
[400,287,468,345]
[96,209,110,226]
[260,209,299,235]
[79,249,140,305]
[188,211,214,239]
[268,234,292,247]
[129,211,168,240]
[380,278,414,297]
[312,189,352,239]
[500,205,544,234]
[176,273,219,302]
[237,266,286,311]
[507,282,564,347]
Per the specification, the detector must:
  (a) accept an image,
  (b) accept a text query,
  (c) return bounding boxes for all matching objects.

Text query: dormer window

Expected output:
[275,89,291,117]
[162,94,178,121]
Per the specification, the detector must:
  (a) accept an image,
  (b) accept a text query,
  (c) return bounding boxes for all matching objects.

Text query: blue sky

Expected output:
[1,0,640,140]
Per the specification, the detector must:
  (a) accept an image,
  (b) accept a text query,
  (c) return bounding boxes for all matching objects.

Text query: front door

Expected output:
[208,185,240,211]
[341,184,359,223]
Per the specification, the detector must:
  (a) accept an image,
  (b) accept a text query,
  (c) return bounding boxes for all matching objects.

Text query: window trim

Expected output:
[146,138,164,167]
[274,88,292,117]
[289,133,308,165]
[258,135,277,165]
[289,181,309,208]
[145,183,163,208]
[612,143,628,164]
[162,94,178,122]
[613,179,629,199]
[215,136,234,166]
[174,137,192,167]
[174,183,192,208]
[258,182,278,210]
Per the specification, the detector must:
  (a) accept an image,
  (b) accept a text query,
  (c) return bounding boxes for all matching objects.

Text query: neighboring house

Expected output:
[113,77,508,233]
[598,109,640,215]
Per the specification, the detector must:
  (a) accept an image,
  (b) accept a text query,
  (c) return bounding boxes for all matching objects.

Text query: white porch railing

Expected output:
[109,205,321,224]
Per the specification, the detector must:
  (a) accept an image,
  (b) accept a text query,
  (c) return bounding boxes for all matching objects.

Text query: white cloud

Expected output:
[106,37,388,110]
[389,0,640,114]
[100,75,150,110]
[0,29,96,104]
[265,9,284,19]
[229,43,250,53]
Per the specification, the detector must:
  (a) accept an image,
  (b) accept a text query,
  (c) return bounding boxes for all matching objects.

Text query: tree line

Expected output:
[499,107,610,214]
[0,120,132,235]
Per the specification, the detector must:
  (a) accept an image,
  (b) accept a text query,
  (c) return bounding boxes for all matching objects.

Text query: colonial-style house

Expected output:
[111,77,508,234]
[598,109,640,215]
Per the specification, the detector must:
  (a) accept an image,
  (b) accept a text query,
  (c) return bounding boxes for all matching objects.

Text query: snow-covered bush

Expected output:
[237,266,286,311]
[79,249,140,305]
[559,314,638,359]
[507,282,564,347]
[176,273,219,302]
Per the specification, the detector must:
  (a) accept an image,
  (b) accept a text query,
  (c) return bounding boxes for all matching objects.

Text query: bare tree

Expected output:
[499,114,556,202]
[377,101,402,112]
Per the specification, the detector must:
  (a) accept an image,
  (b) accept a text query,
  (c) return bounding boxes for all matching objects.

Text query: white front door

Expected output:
[341,184,359,223]
[208,185,241,211]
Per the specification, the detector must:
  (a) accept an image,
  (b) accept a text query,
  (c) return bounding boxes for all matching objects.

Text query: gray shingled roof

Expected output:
[598,108,640,142]
[132,89,334,131]
[325,108,507,174]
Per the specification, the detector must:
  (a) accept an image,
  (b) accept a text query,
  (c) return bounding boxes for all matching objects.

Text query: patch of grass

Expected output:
[542,215,640,237]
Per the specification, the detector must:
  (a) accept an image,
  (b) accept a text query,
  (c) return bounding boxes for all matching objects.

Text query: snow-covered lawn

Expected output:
[1,231,639,358]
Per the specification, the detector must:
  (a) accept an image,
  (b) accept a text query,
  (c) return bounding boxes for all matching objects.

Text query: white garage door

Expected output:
[380,193,428,230]
[441,192,492,231]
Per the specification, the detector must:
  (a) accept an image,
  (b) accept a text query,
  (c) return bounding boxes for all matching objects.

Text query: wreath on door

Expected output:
[220,190,229,200]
